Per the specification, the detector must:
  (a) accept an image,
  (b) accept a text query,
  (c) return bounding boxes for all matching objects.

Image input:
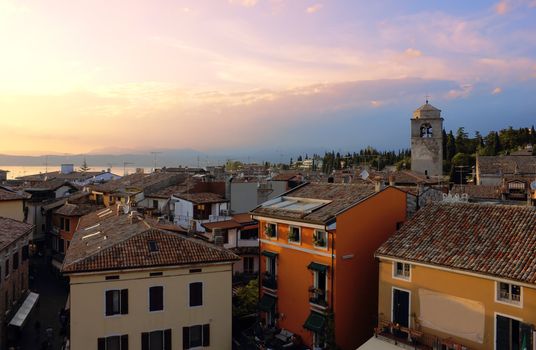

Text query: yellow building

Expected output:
[62,211,239,350]
[374,202,536,350]
[0,187,26,222]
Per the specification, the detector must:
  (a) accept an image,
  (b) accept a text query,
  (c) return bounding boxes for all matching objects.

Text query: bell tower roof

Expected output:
[413,102,442,119]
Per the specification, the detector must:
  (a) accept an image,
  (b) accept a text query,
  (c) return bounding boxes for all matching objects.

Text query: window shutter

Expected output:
[141,332,149,350]
[121,289,129,314]
[120,334,128,350]
[164,329,172,350]
[98,337,105,350]
[105,291,113,316]
[202,324,210,346]
[182,327,189,349]
[496,315,510,350]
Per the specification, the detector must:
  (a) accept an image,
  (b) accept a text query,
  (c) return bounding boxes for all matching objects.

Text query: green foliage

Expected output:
[80,158,90,172]
[232,279,259,318]
[225,160,243,171]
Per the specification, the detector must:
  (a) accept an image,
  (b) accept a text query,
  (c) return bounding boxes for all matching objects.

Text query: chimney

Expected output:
[129,211,141,224]
[61,164,74,174]
[374,176,384,192]
[388,174,395,186]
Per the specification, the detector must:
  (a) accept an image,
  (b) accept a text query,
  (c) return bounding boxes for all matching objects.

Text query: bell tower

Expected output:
[410,101,443,177]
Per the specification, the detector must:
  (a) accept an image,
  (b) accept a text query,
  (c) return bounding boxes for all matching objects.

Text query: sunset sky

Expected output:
[1,0,535,156]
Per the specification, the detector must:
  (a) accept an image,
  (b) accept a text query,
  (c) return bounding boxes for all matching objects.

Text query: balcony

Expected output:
[374,317,469,350]
[309,287,328,308]
[262,272,278,291]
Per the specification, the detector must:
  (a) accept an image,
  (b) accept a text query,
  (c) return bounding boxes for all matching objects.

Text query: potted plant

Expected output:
[313,232,326,247]
[264,224,274,237]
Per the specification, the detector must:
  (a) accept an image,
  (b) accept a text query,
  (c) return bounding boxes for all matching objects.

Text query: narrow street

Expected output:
[17,255,69,350]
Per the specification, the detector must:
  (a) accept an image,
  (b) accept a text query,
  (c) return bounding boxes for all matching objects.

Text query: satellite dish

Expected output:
[530,181,536,190]
[360,170,369,180]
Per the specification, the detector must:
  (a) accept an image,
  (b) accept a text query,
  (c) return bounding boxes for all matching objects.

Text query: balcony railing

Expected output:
[374,316,470,350]
[262,272,278,290]
[309,287,327,307]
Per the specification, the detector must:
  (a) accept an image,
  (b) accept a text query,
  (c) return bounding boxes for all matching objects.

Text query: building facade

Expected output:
[62,213,239,350]
[375,202,536,350]
[252,183,407,349]
[0,217,33,349]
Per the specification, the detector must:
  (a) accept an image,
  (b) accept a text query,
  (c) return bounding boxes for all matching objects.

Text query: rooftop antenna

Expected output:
[150,151,162,172]
[123,162,134,176]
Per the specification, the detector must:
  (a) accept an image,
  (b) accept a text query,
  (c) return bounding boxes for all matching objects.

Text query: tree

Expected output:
[80,157,90,172]
[232,279,258,318]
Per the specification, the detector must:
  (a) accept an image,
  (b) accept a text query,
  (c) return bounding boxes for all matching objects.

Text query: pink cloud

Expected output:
[492,87,502,95]
[306,4,323,14]
[495,1,509,14]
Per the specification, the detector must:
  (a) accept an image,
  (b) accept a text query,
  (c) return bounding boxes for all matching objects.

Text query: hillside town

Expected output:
[0,102,534,350]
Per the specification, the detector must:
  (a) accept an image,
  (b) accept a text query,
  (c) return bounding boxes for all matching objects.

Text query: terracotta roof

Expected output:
[202,219,242,231]
[145,184,189,199]
[174,192,228,204]
[450,185,502,200]
[0,187,26,201]
[271,173,301,181]
[93,172,184,193]
[17,171,107,182]
[62,214,239,273]
[233,213,255,225]
[76,208,116,231]
[477,155,536,176]
[376,202,536,284]
[251,182,378,224]
[0,217,33,250]
[54,203,103,217]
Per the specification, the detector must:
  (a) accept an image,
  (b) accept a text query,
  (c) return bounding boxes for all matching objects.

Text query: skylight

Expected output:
[148,240,159,252]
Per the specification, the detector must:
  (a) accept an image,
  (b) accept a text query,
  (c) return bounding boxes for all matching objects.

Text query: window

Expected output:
[393,261,411,280]
[148,241,159,252]
[13,252,18,270]
[60,217,65,230]
[497,282,522,305]
[149,286,164,312]
[243,257,254,274]
[420,123,433,138]
[288,226,300,243]
[22,245,29,261]
[153,200,159,209]
[182,324,210,349]
[141,329,171,350]
[98,335,128,350]
[264,223,277,238]
[65,219,70,232]
[4,259,9,278]
[189,282,203,307]
[105,289,128,316]
[313,230,327,248]
[240,228,258,240]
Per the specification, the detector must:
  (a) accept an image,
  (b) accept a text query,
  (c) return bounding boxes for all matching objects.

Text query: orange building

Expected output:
[251,183,407,349]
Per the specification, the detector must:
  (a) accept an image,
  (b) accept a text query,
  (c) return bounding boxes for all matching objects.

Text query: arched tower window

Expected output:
[420,123,433,138]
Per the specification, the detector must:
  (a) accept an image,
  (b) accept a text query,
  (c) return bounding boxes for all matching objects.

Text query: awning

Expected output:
[258,294,277,312]
[307,262,329,273]
[356,337,405,350]
[9,292,40,328]
[261,250,278,258]
[303,312,326,333]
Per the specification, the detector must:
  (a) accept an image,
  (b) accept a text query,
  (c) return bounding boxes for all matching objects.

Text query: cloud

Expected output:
[370,100,382,108]
[445,84,473,99]
[306,4,323,14]
[404,48,423,58]
[492,87,502,94]
[495,1,509,14]
[228,0,258,7]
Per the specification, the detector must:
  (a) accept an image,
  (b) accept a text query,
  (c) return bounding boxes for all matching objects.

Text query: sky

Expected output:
[0,0,535,156]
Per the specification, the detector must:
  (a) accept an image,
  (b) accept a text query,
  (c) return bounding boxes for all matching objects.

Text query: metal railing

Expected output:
[308,287,327,307]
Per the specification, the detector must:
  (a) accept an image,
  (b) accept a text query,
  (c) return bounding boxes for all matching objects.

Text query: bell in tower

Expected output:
[410,101,444,177]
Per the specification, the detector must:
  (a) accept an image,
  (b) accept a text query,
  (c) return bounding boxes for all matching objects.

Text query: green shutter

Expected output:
[303,312,326,333]
[258,294,277,312]
[307,262,328,273]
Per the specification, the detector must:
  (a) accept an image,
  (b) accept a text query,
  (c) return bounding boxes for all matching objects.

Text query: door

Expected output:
[392,289,409,328]
[497,315,533,350]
